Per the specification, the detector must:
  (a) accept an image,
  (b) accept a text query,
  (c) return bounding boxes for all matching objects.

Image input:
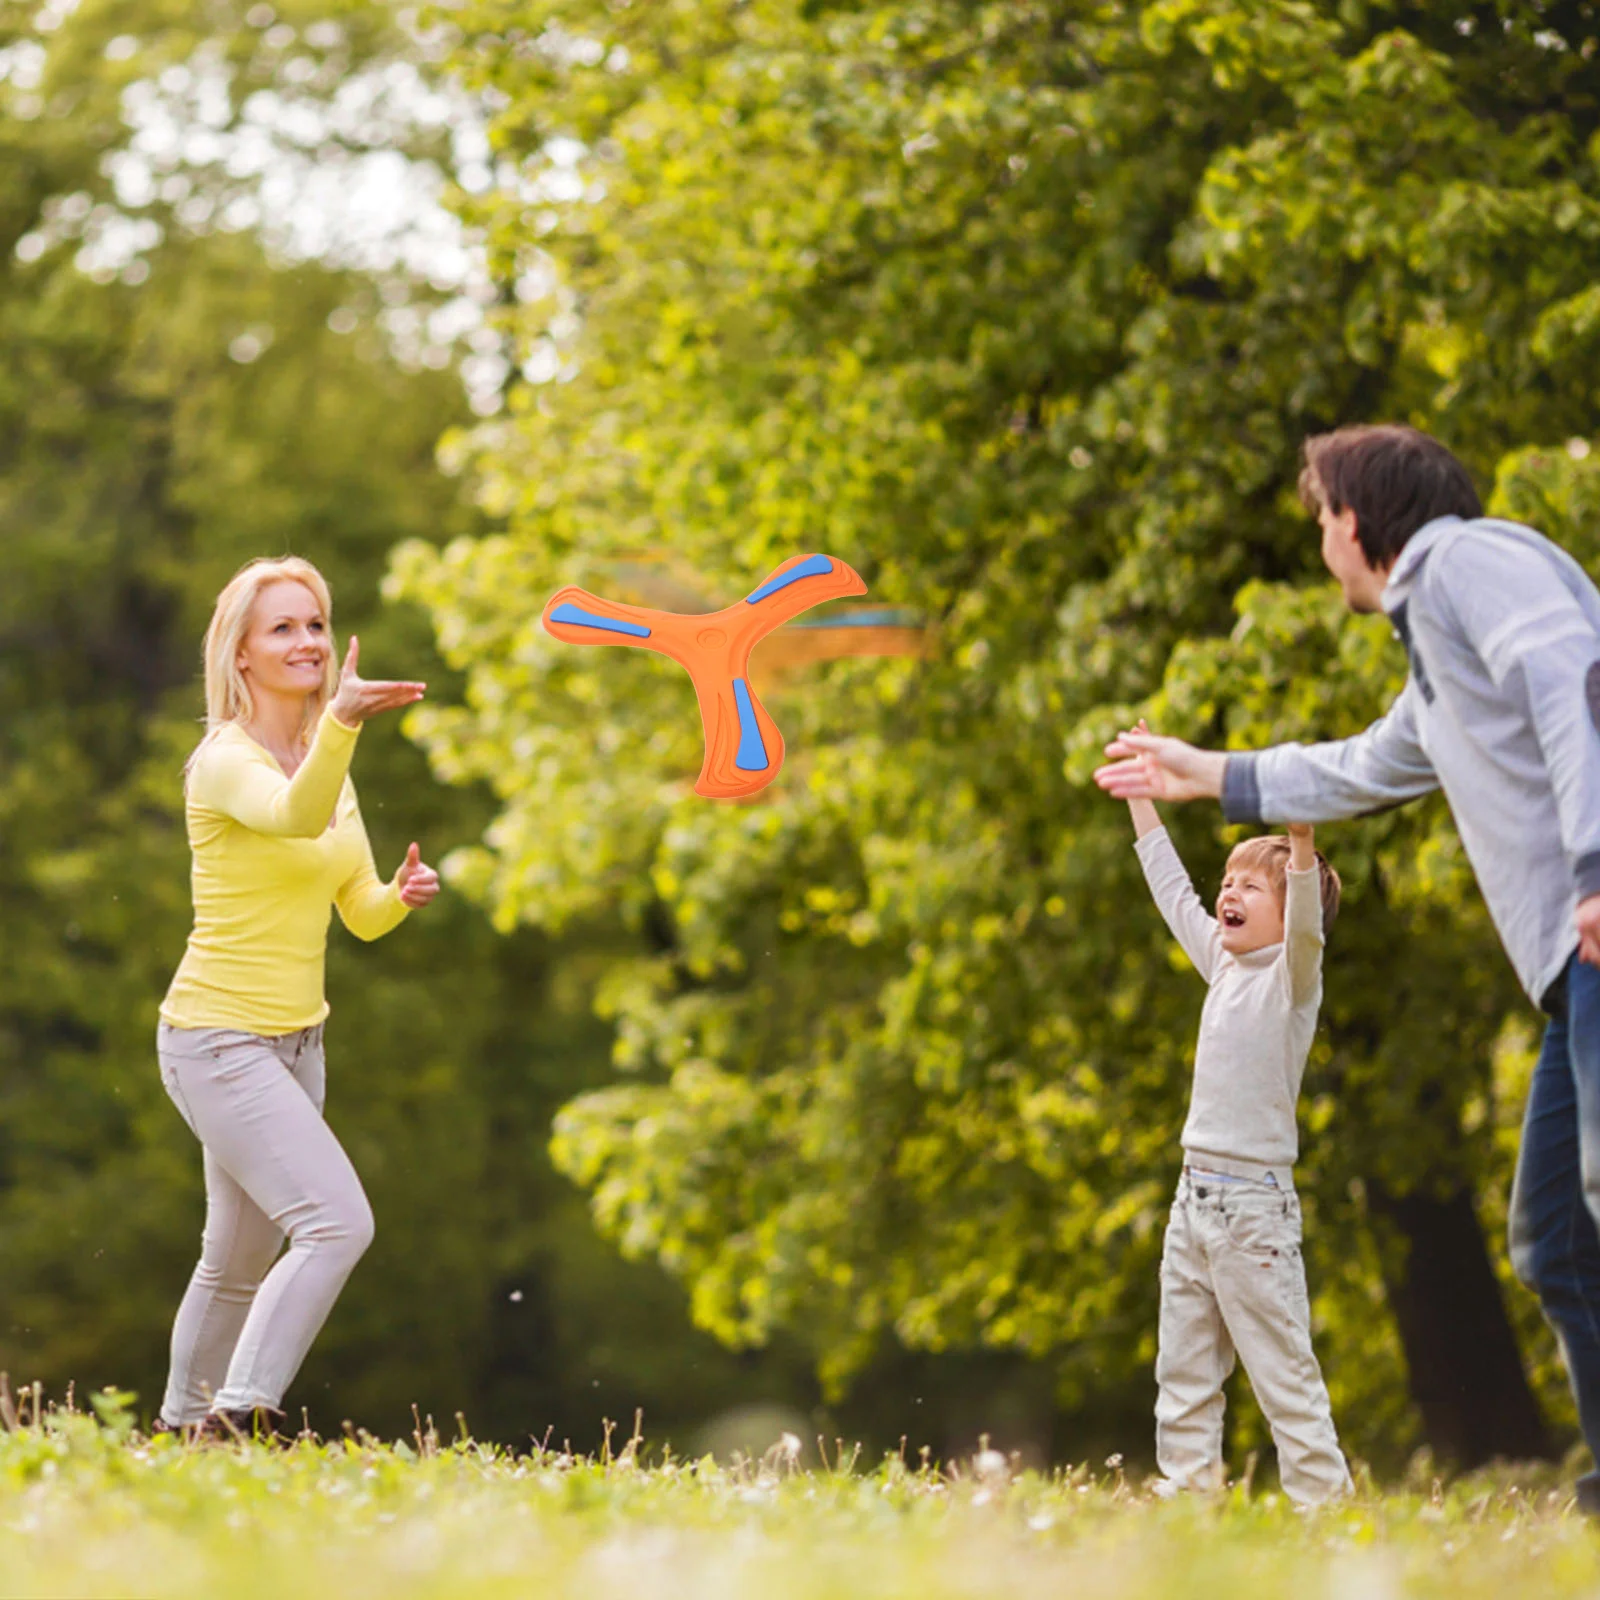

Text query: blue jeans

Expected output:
[1509,953,1600,1480]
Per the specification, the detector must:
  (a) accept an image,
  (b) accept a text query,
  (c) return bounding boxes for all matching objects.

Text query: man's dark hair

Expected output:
[1298,425,1482,568]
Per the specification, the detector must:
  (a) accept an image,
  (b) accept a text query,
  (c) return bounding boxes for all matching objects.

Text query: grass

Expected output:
[0,1391,1596,1599]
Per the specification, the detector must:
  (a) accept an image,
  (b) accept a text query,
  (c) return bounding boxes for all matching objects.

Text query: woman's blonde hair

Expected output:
[188,557,337,769]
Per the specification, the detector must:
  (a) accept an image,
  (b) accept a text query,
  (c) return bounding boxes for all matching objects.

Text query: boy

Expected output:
[1120,749,1350,1506]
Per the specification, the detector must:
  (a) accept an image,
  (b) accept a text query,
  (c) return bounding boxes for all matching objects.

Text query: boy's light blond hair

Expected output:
[1226,835,1342,933]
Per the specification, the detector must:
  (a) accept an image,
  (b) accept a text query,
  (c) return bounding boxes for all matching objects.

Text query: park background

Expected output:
[3,0,1599,1489]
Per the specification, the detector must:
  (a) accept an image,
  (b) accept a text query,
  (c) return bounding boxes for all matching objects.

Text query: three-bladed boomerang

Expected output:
[541,553,867,799]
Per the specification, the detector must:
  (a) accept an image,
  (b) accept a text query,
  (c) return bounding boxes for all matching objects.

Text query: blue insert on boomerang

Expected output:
[731,678,769,771]
[549,601,651,639]
[745,553,833,605]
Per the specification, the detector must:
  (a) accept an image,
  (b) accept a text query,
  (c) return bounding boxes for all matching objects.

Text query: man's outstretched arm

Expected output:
[1095,679,1439,822]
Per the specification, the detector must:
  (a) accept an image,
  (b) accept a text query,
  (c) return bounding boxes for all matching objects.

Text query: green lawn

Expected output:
[1,1402,1595,1599]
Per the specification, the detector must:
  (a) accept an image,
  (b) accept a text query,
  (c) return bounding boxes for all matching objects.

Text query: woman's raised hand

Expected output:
[396,843,440,909]
[329,636,426,727]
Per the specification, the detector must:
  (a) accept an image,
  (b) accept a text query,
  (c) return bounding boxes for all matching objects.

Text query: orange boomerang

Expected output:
[542,553,867,799]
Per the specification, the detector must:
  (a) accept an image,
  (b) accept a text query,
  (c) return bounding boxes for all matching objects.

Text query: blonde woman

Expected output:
[152,557,439,1440]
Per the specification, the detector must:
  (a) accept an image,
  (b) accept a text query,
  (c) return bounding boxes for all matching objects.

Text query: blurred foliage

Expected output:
[0,0,871,1455]
[390,0,1600,1470]
[11,0,1600,1479]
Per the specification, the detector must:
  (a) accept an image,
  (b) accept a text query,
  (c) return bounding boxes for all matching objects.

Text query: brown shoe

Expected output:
[194,1406,286,1445]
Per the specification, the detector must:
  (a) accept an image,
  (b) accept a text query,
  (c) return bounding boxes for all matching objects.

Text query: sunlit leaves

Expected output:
[405,0,1600,1458]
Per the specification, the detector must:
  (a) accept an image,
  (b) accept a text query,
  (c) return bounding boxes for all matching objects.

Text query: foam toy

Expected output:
[542,553,867,799]
[592,554,925,677]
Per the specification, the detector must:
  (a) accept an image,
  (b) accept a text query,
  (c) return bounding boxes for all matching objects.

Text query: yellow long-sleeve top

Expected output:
[160,712,409,1034]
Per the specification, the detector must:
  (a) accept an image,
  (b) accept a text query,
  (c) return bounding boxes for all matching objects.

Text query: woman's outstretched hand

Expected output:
[396,843,440,909]
[329,636,426,726]
[1094,729,1228,803]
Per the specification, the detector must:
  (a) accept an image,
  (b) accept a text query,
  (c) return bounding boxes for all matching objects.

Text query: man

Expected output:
[1095,423,1600,1507]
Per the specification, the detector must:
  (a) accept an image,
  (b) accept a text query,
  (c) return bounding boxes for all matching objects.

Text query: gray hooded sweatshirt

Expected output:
[1222,515,1600,1007]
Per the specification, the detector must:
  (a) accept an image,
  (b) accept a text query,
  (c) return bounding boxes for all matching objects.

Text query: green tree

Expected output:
[0,0,839,1451]
[398,0,1600,1471]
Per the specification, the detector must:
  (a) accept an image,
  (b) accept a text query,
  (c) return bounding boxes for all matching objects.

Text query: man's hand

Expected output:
[1094,730,1228,804]
[1578,893,1600,967]
[396,842,441,909]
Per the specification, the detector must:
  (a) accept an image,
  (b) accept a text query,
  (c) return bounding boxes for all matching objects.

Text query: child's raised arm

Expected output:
[1282,823,1324,1006]
[1112,722,1220,983]
[1128,796,1162,839]
[1120,722,1163,839]
[1288,822,1315,874]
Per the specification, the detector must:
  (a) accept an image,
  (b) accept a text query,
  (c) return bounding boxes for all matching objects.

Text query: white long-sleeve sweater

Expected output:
[1134,827,1324,1175]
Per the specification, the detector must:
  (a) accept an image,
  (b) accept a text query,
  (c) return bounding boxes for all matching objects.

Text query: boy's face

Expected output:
[1216,855,1285,955]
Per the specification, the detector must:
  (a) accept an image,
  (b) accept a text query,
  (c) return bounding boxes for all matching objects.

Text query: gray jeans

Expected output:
[156,1023,373,1423]
[1156,1173,1351,1506]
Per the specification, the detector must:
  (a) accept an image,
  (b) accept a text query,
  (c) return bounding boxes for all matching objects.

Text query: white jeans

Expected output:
[156,1023,373,1423]
[1156,1174,1351,1506]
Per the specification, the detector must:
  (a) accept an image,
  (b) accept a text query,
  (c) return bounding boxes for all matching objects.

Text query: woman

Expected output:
[152,556,439,1440]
